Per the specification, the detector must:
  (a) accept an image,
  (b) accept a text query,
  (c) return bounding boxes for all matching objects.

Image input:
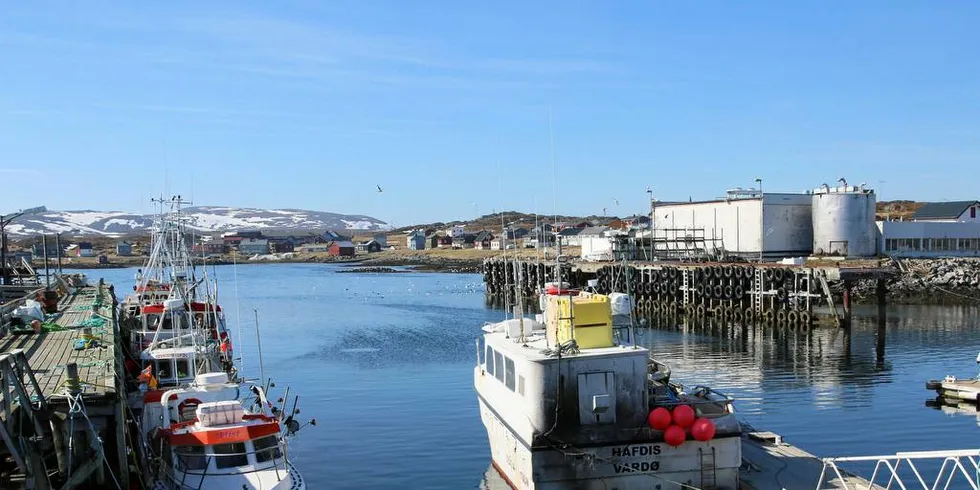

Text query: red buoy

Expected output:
[691,417,716,441]
[664,424,686,447]
[672,404,696,428]
[647,407,672,430]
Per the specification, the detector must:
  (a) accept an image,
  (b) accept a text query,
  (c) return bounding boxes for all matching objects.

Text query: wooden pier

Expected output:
[483,258,897,328]
[0,275,128,490]
[740,431,881,489]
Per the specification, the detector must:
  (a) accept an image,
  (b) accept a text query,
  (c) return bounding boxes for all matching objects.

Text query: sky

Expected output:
[1,1,978,227]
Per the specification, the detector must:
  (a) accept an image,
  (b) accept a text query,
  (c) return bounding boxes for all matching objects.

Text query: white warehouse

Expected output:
[653,188,813,260]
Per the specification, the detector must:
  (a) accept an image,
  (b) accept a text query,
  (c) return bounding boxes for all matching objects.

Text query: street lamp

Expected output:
[754,178,763,262]
[1,206,46,285]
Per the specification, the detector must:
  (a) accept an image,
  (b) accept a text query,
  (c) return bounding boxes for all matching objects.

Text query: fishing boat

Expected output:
[140,371,308,489]
[475,277,742,489]
[925,352,980,404]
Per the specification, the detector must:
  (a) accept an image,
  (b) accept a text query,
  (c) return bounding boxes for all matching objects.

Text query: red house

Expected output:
[328,240,356,257]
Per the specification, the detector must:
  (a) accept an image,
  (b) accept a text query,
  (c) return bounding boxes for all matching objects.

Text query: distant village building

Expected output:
[238,238,269,255]
[407,230,426,250]
[328,240,356,257]
[268,240,294,253]
[297,244,330,253]
[879,201,980,258]
[32,242,61,258]
[435,236,453,248]
[446,225,466,238]
[357,240,382,253]
[453,233,478,249]
[76,242,95,258]
[192,243,228,256]
[116,241,133,256]
[373,232,388,248]
[473,231,494,250]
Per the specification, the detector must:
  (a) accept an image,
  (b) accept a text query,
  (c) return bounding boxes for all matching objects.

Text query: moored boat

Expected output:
[475,281,741,489]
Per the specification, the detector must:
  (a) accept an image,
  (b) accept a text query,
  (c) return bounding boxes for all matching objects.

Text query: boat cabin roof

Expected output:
[484,330,647,362]
[141,346,200,359]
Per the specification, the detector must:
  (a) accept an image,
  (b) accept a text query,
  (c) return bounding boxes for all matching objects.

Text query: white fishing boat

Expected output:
[141,372,308,490]
[475,279,742,489]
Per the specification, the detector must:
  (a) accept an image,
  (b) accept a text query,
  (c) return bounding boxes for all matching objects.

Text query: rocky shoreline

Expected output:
[848,258,980,305]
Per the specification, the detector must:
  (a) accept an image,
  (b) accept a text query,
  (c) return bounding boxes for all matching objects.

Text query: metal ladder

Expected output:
[753,268,764,312]
[682,268,690,306]
[699,446,717,489]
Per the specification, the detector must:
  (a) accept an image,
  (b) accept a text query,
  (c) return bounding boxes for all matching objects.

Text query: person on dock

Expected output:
[135,268,143,282]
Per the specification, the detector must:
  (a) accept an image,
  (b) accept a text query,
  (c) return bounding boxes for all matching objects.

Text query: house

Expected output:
[76,242,95,257]
[192,243,228,256]
[525,224,556,248]
[262,230,323,246]
[912,201,980,223]
[453,233,478,249]
[557,227,585,246]
[407,230,426,250]
[428,234,441,250]
[116,241,133,256]
[436,236,453,248]
[357,240,382,253]
[446,225,467,238]
[32,242,61,258]
[328,240,356,257]
[473,231,495,250]
[490,237,517,250]
[297,244,331,253]
[324,230,353,243]
[238,238,269,255]
[268,240,294,253]
[373,233,388,248]
[505,227,529,240]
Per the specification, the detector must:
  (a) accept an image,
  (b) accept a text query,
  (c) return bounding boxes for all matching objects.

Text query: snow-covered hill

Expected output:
[3,207,388,237]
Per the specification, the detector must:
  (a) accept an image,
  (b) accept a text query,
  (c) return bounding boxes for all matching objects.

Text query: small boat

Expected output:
[475,279,742,489]
[925,352,980,403]
[140,372,307,489]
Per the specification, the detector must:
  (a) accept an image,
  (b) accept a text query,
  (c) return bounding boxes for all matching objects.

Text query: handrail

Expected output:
[817,448,980,490]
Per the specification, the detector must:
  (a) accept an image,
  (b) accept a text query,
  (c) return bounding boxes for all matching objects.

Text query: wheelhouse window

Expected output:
[214,442,248,468]
[175,359,191,379]
[156,361,172,381]
[175,445,208,470]
[485,346,495,377]
[252,435,282,463]
[493,351,504,382]
[504,357,516,391]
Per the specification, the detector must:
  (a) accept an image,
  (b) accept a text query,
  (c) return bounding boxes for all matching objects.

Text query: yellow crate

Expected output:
[545,294,614,349]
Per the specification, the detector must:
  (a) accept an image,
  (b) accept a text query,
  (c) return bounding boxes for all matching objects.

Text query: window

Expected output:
[493,351,504,382]
[161,315,173,330]
[214,442,248,469]
[156,361,172,380]
[175,359,190,379]
[175,445,208,470]
[518,375,525,396]
[252,436,282,463]
[485,347,495,377]
[972,207,976,219]
[505,357,516,391]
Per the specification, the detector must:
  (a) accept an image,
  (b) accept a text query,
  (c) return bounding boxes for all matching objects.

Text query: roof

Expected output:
[579,226,610,236]
[331,240,355,248]
[359,240,379,246]
[408,230,426,238]
[913,201,979,220]
[558,227,584,236]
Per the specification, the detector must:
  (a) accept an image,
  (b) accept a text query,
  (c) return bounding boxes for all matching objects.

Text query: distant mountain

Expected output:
[3,206,388,237]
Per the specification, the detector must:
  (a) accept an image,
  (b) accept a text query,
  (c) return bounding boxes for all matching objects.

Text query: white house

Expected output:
[911,201,980,223]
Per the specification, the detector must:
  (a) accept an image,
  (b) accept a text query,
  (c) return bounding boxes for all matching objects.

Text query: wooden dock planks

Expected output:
[0,282,118,403]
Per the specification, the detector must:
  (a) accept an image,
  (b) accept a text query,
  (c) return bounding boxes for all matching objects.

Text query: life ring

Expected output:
[799,311,812,325]
[696,304,706,317]
[787,310,799,324]
[776,310,787,323]
[178,398,203,420]
[744,308,755,321]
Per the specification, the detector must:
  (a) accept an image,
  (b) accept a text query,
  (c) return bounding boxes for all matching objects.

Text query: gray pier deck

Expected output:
[0,276,128,490]
[740,432,880,489]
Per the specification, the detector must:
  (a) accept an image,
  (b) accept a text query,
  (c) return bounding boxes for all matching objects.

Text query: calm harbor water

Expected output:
[69,263,980,489]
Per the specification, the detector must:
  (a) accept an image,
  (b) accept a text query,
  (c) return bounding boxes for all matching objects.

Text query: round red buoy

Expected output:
[647,407,672,430]
[691,417,716,441]
[664,425,686,447]
[672,404,696,428]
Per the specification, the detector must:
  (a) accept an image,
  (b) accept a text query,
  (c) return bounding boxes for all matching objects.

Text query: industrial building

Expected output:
[877,200,980,258]
[652,188,813,260]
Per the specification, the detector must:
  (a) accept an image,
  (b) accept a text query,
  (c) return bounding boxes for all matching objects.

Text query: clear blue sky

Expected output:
[2,2,978,227]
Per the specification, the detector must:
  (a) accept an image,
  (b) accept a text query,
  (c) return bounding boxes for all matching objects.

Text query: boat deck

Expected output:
[0,280,118,402]
[930,377,980,402]
[740,432,882,490]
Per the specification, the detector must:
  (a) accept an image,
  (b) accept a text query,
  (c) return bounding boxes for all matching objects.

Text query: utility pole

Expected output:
[647,187,654,261]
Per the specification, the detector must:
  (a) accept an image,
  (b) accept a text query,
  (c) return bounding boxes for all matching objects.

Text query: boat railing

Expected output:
[816,449,980,490]
[169,443,289,485]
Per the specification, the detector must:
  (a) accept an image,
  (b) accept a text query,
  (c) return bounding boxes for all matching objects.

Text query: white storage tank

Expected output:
[811,180,877,257]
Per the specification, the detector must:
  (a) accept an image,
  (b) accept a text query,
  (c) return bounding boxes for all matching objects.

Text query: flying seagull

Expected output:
[377,185,383,193]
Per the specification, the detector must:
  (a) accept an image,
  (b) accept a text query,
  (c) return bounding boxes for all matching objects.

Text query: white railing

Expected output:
[817,449,980,490]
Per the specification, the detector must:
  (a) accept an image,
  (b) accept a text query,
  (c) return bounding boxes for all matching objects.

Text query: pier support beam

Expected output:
[841,280,853,329]
[876,278,887,365]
